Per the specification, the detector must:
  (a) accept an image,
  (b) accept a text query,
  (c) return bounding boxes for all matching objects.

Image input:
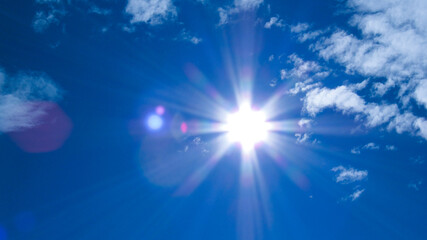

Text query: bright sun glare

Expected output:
[225,103,270,151]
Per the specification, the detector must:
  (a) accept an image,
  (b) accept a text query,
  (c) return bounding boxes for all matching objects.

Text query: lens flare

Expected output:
[147,114,163,130]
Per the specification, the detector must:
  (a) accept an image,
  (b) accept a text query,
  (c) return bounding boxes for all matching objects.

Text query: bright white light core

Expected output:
[225,104,269,151]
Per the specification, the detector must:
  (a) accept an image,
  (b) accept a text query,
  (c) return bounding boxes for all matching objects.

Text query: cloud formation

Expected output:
[345,188,365,201]
[33,0,66,32]
[126,0,177,25]
[175,29,202,45]
[281,54,328,95]
[351,142,382,154]
[285,0,427,142]
[218,0,263,25]
[332,166,368,184]
[0,68,61,132]
[303,84,427,139]
[264,16,284,29]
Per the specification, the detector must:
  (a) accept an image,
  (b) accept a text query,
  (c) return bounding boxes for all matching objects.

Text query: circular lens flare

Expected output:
[225,103,269,151]
[147,114,163,130]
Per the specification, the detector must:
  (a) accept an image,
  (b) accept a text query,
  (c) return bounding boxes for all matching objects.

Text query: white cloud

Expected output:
[0,69,61,132]
[351,142,380,154]
[289,23,324,42]
[385,145,396,151]
[351,147,360,154]
[176,29,202,45]
[297,30,323,42]
[217,0,263,25]
[303,84,427,139]
[264,17,284,29]
[347,188,365,201]
[362,142,379,150]
[268,54,274,62]
[364,104,398,127]
[311,0,427,107]
[295,132,319,144]
[218,7,231,25]
[304,86,365,116]
[332,166,368,184]
[290,23,309,33]
[298,118,312,128]
[126,0,177,25]
[415,118,427,140]
[288,0,427,142]
[295,133,310,143]
[269,78,277,87]
[234,0,263,9]
[286,54,323,78]
[414,79,427,109]
[348,79,369,91]
[281,54,329,95]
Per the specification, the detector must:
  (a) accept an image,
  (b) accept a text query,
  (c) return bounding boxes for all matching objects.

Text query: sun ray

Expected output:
[174,134,231,196]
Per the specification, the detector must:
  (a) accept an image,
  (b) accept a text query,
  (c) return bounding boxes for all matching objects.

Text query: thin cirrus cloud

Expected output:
[0,68,61,133]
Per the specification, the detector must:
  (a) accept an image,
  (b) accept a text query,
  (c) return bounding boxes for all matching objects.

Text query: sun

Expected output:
[225,103,270,152]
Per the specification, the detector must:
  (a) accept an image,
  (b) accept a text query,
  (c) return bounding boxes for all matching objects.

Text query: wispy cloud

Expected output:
[295,133,309,143]
[175,29,202,45]
[290,23,324,42]
[217,0,263,25]
[362,142,379,150]
[342,186,365,202]
[0,68,61,132]
[290,23,309,33]
[32,0,66,33]
[343,188,365,201]
[385,145,396,151]
[298,118,312,128]
[264,16,284,29]
[351,142,380,154]
[332,166,368,184]
[351,147,361,155]
[280,54,329,95]
[295,133,319,144]
[408,180,422,191]
[126,0,177,25]
[88,5,112,15]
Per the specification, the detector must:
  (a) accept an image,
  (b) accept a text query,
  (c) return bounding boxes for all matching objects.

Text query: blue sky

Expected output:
[1,0,427,239]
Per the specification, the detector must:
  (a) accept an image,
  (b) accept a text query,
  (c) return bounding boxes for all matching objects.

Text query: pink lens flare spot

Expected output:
[155,106,165,115]
[180,122,188,133]
[8,102,73,153]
